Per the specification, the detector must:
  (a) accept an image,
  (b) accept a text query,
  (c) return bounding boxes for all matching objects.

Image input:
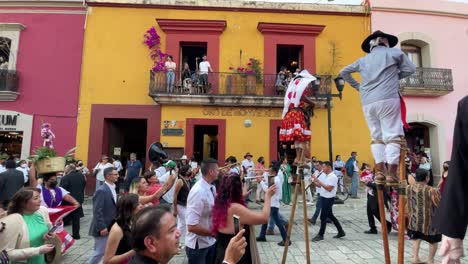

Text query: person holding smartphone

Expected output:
[256,161,290,246]
[212,172,275,263]
[3,187,56,263]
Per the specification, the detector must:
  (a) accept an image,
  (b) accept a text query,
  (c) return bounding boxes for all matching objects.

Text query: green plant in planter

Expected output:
[29,146,76,164]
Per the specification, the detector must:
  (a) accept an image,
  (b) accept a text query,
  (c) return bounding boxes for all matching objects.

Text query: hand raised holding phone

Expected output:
[265,184,276,197]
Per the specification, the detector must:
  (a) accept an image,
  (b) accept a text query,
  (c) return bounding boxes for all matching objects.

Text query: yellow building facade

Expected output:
[76,0,372,182]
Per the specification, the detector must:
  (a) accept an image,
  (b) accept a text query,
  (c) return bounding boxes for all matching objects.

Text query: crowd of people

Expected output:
[0,144,463,264]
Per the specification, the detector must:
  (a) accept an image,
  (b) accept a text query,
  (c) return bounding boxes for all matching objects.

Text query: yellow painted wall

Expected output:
[76,5,373,166]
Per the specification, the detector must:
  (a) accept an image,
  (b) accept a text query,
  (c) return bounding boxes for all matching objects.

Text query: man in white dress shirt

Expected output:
[185,158,219,264]
[312,161,346,242]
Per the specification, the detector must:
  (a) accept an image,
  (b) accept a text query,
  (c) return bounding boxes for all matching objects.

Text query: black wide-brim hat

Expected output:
[361,30,398,53]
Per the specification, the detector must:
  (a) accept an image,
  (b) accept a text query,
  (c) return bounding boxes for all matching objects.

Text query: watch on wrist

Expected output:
[222,261,231,264]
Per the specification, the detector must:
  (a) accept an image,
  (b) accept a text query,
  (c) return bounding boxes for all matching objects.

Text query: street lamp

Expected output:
[313,75,345,163]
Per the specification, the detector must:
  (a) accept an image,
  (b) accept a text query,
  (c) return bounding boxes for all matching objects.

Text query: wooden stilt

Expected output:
[377,185,391,264]
[301,176,311,264]
[397,142,407,264]
[281,173,300,264]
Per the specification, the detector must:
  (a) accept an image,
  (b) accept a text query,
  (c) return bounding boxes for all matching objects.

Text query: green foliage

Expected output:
[28,146,76,163]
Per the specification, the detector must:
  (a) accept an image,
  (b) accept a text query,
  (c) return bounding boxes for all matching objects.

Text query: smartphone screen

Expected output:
[268,175,275,187]
[233,214,240,234]
[190,162,198,169]
[48,225,59,234]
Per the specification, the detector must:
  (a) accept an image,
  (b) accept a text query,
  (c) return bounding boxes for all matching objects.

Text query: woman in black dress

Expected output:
[103,194,141,264]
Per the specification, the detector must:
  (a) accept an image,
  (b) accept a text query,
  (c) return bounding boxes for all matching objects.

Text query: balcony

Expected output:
[148,71,330,108]
[400,68,453,97]
[0,70,19,101]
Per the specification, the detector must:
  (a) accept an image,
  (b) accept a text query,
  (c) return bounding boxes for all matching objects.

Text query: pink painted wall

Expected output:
[371,0,468,164]
[0,8,86,156]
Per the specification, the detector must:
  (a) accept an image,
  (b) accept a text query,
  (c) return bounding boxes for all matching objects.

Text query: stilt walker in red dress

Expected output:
[279,70,317,165]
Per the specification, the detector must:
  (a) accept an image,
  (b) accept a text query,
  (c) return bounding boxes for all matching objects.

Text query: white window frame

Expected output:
[0,23,26,71]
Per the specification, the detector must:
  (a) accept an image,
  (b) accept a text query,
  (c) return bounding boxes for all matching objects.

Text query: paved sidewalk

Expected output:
[63,190,464,263]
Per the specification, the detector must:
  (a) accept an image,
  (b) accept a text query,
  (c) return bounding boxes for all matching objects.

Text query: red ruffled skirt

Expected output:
[279,109,311,142]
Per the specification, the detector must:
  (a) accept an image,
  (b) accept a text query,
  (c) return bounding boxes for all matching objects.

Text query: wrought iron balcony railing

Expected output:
[400,67,453,97]
[0,69,19,101]
[148,71,331,107]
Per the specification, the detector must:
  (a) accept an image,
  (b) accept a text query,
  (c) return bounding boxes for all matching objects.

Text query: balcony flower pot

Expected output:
[153,71,166,92]
[246,74,256,95]
[226,74,236,95]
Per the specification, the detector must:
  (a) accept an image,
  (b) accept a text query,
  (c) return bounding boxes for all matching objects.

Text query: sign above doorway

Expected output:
[162,128,184,136]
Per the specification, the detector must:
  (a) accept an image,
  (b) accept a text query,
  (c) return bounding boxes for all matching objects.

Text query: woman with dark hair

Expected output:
[143,171,162,205]
[165,55,176,93]
[37,172,79,208]
[103,194,141,264]
[172,165,193,245]
[406,168,441,264]
[4,187,55,263]
[280,156,292,205]
[212,174,275,264]
[437,161,450,194]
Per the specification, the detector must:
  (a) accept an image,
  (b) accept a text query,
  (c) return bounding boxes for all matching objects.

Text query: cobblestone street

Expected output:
[63,189,464,264]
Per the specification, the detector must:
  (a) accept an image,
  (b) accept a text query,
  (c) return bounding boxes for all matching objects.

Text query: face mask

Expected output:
[20,164,27,168]
[49,181,58,189]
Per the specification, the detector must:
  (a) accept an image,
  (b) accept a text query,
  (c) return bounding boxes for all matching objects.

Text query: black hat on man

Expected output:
[361,30,398,53]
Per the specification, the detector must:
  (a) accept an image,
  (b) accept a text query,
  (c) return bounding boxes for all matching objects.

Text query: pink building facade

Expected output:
[371,0,468,179]
[0,1,86,159]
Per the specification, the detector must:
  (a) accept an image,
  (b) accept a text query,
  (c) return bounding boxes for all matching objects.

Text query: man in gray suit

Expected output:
[88,167,118,264]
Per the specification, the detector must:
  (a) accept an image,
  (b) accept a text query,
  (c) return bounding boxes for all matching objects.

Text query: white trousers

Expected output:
[363,98,404,165]
[177,204,187,241]
[256,183,265,201]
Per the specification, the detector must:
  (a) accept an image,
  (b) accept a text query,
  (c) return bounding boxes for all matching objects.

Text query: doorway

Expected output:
[0,131,23,157]
[180,42,208,72]
[277,45,303,73]
[405,123,430,155]
[186,119,226,164]
[105,119,147,165]
[193,125,218,162]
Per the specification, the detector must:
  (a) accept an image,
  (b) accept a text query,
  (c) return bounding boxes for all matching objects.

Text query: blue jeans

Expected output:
[318,196,344,236]
[186,243,216,264]
[166,71,175,93]
[88,235,108,264]
[259,207,287,241]
[351,172,359,198]
[268,211,288,230]
[311,194,322,222]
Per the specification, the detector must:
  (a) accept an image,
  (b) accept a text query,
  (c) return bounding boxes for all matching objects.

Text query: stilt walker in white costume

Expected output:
[340,30,416,264]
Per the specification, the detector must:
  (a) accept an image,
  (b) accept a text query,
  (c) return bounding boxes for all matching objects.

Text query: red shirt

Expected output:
[146,184,162,205]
